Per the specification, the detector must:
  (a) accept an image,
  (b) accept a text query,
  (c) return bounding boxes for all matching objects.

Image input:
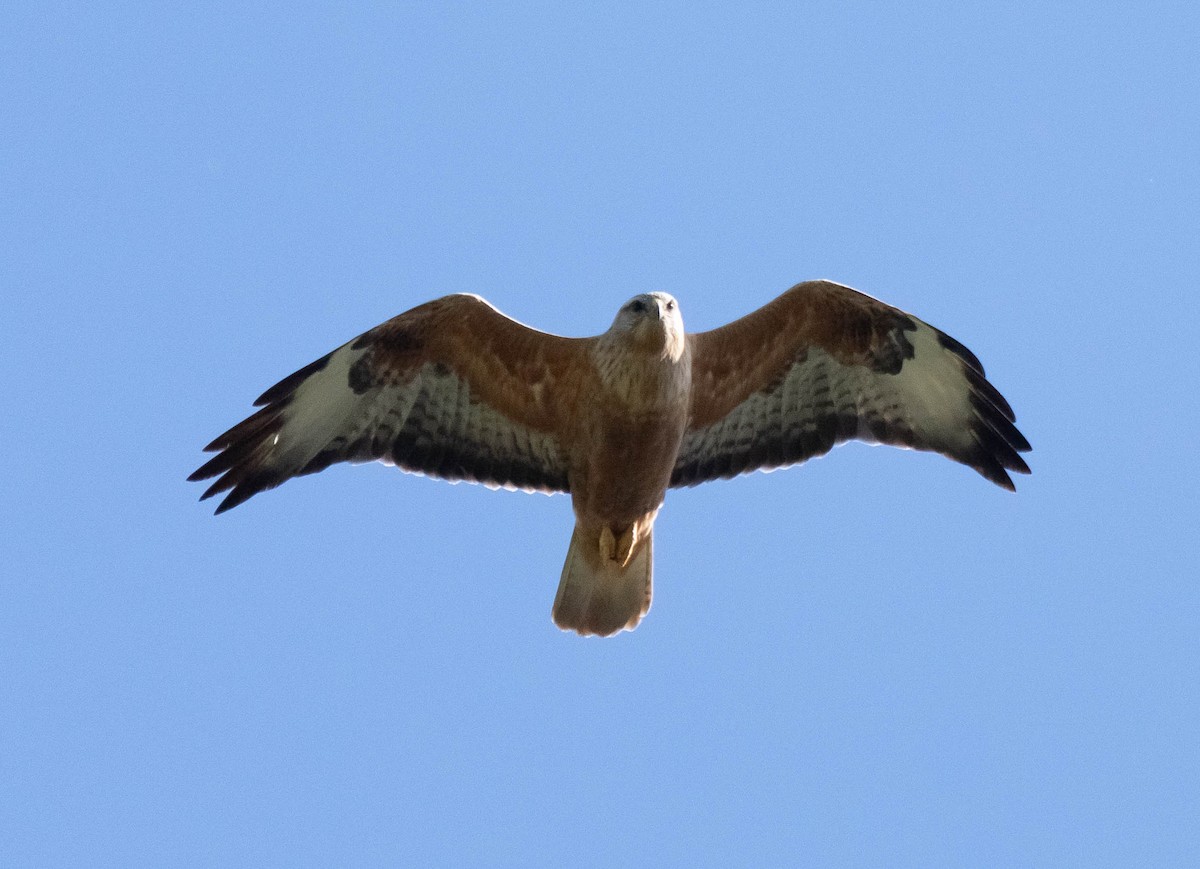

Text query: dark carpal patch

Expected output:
[870,318,917,375]
[348,351,377,394]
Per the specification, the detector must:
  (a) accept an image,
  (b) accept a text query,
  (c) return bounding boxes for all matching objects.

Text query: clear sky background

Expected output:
[4,3,1198,866]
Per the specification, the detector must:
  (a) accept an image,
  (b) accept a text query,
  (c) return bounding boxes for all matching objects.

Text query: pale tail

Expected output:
[552,526,653,637]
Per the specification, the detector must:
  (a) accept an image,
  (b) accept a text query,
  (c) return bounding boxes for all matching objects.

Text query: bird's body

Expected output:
[554,294,692,633]
[191,281,1031,636]
[571,293,691,524]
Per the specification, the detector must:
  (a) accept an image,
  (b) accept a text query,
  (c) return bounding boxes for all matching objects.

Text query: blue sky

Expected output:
[4,3,1198,866]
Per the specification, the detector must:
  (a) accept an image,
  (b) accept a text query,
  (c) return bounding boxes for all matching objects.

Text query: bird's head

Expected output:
[609,292,685,358]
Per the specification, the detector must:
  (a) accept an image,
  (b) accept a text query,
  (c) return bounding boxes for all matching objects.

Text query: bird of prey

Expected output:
[190,280,1030,636]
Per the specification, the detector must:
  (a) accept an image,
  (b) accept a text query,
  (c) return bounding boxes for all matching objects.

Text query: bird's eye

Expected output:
[665,300,675,311]
[629,300,646,313]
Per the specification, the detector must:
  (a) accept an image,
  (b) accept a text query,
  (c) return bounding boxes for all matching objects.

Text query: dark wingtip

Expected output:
[212,493,244,515]
[969,423,1031,491]
[965,368,1016,422]
[253,352,332,407]
[975,452,1017,491]
[193,391,294,509]
[936,329,985,375]
[948,332,1031,488]
[1006,425,1032,455]
[200,475,234,501]
[189,450,238,484]
[195,433,295,510]
[207,470,283,514]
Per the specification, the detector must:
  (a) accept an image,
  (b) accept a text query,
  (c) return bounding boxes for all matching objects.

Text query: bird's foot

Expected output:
[599,525,637,567]
[599,526,618,563]
[614,526,637,568]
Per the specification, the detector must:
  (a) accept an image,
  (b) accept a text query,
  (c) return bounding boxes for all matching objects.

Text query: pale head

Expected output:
[608,292,686,358]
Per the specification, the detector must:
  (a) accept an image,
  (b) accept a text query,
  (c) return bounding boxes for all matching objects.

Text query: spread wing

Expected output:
[672,280,1031,490]
[190,294,589,513]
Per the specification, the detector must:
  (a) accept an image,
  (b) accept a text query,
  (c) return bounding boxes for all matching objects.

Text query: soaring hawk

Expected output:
[190,281,1031,636]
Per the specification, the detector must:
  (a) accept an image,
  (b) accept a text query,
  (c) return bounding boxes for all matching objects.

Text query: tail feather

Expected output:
[552,526,653,637]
